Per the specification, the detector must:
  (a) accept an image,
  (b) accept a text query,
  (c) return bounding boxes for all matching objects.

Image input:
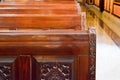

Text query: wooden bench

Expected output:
[0,1,79,9]
[0,9,78,14]
[0,0,81,29]
[0,0,80,11]
[0,14,81,29]
[0,0,96,80]
[0,7,79,14]
[0,28,96,80]
[0,1,78,7]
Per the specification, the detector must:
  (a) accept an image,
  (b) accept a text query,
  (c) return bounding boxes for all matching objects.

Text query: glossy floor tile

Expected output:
[80,3,120,80]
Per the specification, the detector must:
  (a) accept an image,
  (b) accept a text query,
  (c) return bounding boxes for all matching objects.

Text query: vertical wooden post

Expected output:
[13,55,31,80]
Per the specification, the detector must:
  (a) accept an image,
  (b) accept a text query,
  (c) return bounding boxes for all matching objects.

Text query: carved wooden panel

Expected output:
[34,55,75,80]
[0,56,16,80]
[39,62,72,80]
[0,63,11,80]
[89,27,96,80]
[0,0,96,80]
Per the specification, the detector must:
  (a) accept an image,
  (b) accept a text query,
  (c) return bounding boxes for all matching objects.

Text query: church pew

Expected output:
[0,0,80,13]
[0,0,96,80]
[0,1,76,7]
[0,1,81,29]
[0,9,78,14]
[0,6,78,10]
[0,14,81,29]
[0,7,79,14]
[0,0,80,10]
[0,28,96,80]
[0,0,76,4]
[0,3,79,12]
[0,4,78,10]
[0,3,76,7]
[0,30,90,55]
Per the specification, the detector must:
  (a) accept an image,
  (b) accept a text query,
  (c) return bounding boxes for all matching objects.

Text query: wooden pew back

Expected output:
[0,1,96,80]
[0,0,82,30]
[0,14,81,29]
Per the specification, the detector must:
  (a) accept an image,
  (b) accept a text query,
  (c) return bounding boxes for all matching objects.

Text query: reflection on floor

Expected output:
[85,4,120,47]
[80,3,120,80]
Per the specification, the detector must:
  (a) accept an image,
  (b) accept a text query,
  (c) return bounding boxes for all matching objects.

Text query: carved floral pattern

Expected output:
[89,27,96,80]
[0,64,11,80]
[39,62,72,80]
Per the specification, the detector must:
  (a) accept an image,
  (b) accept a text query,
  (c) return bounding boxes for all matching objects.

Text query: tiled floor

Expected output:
[80,3,120,80]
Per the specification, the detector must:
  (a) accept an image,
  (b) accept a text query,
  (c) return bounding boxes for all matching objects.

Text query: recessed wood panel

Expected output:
[0,56,16,80]
[113,4,120,17]
[34,55,76,80]
[95,0,99,6]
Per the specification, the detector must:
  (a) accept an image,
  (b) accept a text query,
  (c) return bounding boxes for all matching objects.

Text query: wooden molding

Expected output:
[88,27,96,80]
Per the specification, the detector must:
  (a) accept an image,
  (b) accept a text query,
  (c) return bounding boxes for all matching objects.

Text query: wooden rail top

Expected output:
[0,3,76,6]
[0,0,82,30]
[0,0,93,56]
[0,9,79,14]
[0,0,76,4]
[0,14,81,29]
[0,0,80,11]
[0,6,78,10]
[0,29,89,55]
[0,1,77,6]
[0,3,79,12]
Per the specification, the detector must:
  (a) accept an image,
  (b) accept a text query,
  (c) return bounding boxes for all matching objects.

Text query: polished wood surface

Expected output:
[0,0,78,7]
[13,55,30,80]
[0,8,78,14]
[0,15,81,29]
[0,29,96,80]
[0,30,89,55]
[0,0,96,80]
[0,0,81,29]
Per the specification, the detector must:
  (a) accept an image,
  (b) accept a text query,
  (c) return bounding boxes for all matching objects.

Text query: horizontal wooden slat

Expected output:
[0,9,78,14]
[0,14,81,29]
[0,0,76,4]
[0,41,89,55]
[0,34,89,42]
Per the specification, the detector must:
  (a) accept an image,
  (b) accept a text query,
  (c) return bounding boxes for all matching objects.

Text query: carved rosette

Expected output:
[39,62,72,80]
[0,63,11,80]
[89,27,96,80]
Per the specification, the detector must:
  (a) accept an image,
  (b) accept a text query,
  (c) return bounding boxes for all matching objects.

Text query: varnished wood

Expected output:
[0,30,89,55]
[0,28,96,80]
[0,56,16,80]
[13,55,30,80]
[0,14,81,29]
[0,8,78,14]
[0,0,81,30]
[0,0,96,80]
[0,1,78,7]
